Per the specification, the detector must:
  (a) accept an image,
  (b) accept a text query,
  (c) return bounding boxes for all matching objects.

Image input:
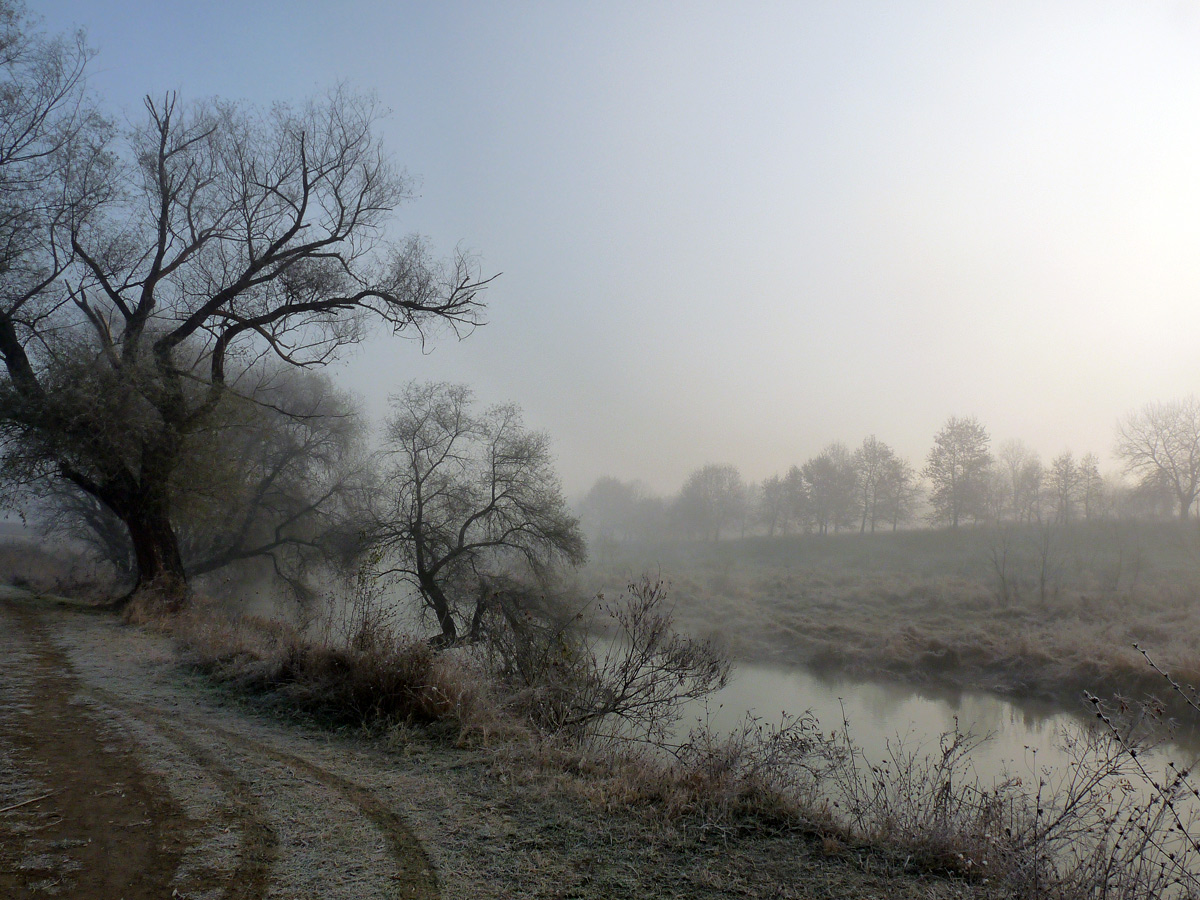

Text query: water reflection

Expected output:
[683,662,1195,784]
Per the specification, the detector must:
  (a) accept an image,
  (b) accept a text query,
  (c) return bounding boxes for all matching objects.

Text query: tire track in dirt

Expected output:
[88,686,440,900]
[0,600,193,899]
[124,721,279,900]
[2,598,440,900]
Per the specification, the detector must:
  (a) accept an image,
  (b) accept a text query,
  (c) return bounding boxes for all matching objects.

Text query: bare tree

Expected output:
[577,476,649,543]
[1048,451,1081,525]
[925,416,992,528]
[0,2,103,308]
[997,440,1044,523]
[878,456,919,532]
[756,473,787,537]
[179,367,370,590]
[485,577,729,746]
[675,463,745,542]
[1078,452,1104,520]
[1115,397,1200,520]
[781,464,808,533]
[752,467,809,537]
[36,481,135,578]
[0,36,489,609]
[852,435,897,534]
[31,365,370,596]
[368,382,585,645]
[802,443,857,534]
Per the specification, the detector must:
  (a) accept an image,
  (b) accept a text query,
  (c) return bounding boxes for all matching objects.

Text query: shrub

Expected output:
[480,576,730,746]
[172,591,493,733]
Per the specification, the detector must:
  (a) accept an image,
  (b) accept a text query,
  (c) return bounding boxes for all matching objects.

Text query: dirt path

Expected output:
[0,592,999,900]
[0,596,437,899]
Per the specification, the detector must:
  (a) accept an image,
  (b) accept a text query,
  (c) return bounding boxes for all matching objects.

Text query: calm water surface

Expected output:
[683,661,1199,784]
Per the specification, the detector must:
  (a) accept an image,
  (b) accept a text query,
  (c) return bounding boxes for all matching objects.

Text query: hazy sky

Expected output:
[38,1,1200,495]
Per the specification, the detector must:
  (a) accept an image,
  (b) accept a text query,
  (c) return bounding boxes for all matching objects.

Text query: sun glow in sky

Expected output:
[40,0,1200,494]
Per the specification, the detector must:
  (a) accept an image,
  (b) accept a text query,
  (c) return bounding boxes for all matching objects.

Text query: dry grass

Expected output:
[580,521,1200,710]
[168,596,498,735]
[537,710,834,830]
[83,543,1200,897]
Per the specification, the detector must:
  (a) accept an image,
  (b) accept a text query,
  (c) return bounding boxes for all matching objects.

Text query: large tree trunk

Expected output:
[125,503,188,605]
[418,574,458,645]
[90,470,189,617]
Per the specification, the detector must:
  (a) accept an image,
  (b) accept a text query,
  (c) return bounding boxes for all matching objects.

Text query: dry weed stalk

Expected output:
[171,584,495,733]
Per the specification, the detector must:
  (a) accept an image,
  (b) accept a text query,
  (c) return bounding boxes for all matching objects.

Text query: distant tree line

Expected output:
[578,396,1200,543]
[578,434,921,544]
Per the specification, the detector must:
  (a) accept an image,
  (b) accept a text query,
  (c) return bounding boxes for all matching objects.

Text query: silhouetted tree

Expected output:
[1048,451,1082,525]
[368,382,585,644]
[853,435,897,534]
[803,443,857,534]
[578,476,648,543]
[33,366,368,594]
[0,38,488,609]
[1116,397,1200,520]
[925,416,992,528]
[879,456,920,531]
[676,463,745,541]
[997,440,1044,523]
[757,473,787,536]
[1078,452,1104,520]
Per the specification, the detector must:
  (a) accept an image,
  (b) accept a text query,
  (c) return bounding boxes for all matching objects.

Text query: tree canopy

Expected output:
[925,415,992,528]
[0,6,489,608]
[1116,396,1200,521]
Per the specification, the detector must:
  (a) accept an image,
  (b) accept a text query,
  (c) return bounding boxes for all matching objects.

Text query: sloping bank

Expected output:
[0,593,1000,900]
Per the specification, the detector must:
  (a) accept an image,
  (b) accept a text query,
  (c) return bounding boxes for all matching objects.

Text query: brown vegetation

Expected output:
[169,596,494,733]
[581,521,1200,711]
[11,536,1200,896]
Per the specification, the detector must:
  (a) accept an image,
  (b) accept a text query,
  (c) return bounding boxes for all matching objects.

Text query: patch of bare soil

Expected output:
[0,602,191,898]
[0,593,999,899]
[0,595,436,899]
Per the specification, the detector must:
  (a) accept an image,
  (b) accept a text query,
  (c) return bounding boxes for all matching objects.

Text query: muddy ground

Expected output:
[0,591,996,899]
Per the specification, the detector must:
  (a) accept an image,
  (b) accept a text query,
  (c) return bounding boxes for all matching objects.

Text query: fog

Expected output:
[40,0,1200,495]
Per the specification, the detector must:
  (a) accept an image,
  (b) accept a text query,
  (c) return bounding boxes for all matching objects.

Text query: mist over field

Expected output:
[8,0,1200,745]
[31,0,1200,497]
[7,2,1200,897]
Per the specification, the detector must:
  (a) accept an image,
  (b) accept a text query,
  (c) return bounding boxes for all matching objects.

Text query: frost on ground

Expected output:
[0,595,992,899]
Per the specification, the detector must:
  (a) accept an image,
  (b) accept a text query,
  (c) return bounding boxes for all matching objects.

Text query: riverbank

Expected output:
[580,522,1200,713]
[0,593,1004,899]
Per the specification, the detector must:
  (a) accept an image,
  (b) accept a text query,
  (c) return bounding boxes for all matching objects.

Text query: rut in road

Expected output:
[89,686,440,900]
[0,598,440,900]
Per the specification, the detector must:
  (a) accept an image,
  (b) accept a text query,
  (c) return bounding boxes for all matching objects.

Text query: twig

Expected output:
[0,790,57,814]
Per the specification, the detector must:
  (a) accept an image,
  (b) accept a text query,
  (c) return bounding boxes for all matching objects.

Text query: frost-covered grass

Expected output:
[580,520,1200,707]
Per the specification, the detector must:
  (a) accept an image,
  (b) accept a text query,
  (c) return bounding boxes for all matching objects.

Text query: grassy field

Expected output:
[578,520,1200,709]
[7,534,1200,896]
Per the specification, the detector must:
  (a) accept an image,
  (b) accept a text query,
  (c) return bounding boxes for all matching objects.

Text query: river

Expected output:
[682,660,1200,787]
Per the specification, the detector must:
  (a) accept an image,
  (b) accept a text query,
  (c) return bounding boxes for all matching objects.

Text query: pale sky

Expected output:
[38,0,1200,495]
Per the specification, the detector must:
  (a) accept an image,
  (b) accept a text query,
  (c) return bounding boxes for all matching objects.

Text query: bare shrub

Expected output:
[307,571,401,652]
[812,695,1200,896]
[824,716,1029,879]
[482,577,730,746]
[657,710,835,823]
[1019,718,1200,899]
[529,708,838,837]
[1028,650,1200,900]
[986,523,1069,608]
